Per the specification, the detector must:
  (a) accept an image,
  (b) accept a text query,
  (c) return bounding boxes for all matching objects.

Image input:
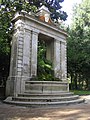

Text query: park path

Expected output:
[0,95,90,120]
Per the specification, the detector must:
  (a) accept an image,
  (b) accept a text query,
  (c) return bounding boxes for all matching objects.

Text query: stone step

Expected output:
[25,90,69,94]
[25,81,68,84]
[18,92,74,97]
[4,97,84,107]
[12,95,79,102]
[25,83,68,86]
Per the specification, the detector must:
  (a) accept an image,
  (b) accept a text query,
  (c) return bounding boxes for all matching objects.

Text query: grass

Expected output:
[70,90,90,95]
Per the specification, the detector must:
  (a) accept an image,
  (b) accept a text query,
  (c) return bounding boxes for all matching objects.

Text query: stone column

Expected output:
[53,39,61,79]
[30,30,39,77]
[22,29,32,77]
[46,41,54,63]
[6,19,25,96]
[20,29,32,93]
[60,41,67,81]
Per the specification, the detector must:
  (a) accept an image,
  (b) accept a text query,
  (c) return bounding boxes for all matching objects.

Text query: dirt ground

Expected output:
[0,95,90,120]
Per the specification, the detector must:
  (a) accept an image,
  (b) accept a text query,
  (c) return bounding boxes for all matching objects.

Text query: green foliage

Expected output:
[68,0,90,90]
[37,40,54,81]
[71,90,90,95]
[0,0,68,21]
[0,3,12,78]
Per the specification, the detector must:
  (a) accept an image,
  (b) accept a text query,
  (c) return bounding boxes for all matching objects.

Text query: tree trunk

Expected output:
[87,79,90,90]
[74,73,78,90]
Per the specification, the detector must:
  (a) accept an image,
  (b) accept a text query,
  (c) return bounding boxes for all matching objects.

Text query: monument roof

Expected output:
[12,11,68,37]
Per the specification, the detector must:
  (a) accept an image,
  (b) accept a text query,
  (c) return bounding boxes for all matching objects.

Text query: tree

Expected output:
[67,0,90,90]
[0,0,68,21]
[0,3,11,79]
[37,40,54,81]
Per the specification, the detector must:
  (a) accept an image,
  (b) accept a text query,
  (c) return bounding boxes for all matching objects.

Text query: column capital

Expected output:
[32,29,40,34]
[61,41,66,45]
[15,20,25,32]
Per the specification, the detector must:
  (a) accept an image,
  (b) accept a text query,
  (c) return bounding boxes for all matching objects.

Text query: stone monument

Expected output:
[5,6,84,106]
[6,5,68,97]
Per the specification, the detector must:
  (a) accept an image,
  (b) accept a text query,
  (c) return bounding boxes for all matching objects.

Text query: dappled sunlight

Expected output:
[44,109,82,118]
[7,117,51,120]
[27,117,51,120]
[1,102,90,120]
[52,109,81,116]
[7,117,21,120]
[7,108,90,120]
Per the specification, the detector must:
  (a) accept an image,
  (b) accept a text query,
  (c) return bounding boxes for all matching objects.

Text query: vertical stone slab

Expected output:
[6,34,17,96]
[31,30,39,77]
[22,29,31,77]
[60,41,67,81]
[46,41,54,63]
[53,40,61,79]
[6,19,25,96]
[20,29,32,93]
[9,34,17,77]
[14,20,25,96]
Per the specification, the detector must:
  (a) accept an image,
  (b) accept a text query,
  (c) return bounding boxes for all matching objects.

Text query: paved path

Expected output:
[0,95,90,120]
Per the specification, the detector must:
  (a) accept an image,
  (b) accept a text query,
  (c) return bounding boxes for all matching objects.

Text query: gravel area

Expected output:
[0,95,90,120]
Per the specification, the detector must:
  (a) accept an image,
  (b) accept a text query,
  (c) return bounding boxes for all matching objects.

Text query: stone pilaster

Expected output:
[6,19,25,96]
[60,41,67,81]
[46,41,54,62]
[20,29,32,93]
[30,30,39,77]
[22,29,32,77]
[53,39,61,79]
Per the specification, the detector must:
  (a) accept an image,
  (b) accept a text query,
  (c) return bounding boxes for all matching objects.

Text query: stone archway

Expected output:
[38,33,54,71]
[6,10,68,97]
[38,33,54,62]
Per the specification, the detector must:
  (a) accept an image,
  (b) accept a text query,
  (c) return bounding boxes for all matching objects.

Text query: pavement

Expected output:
[0,95,90,120]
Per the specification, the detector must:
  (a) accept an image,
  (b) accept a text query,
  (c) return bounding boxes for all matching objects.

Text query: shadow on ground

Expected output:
[0,100,90,120]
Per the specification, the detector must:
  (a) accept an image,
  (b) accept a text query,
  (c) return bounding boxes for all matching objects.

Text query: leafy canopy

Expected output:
[0,0,68,21]
[67,0,90,90]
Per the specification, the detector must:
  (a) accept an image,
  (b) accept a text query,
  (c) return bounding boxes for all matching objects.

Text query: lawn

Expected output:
[71,90,90,95]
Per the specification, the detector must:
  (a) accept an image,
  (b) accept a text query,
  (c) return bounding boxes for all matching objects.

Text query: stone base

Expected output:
[25,81,69,93]
[6,77,14,97]
[4,80,85,107]
[6,76,31,97]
